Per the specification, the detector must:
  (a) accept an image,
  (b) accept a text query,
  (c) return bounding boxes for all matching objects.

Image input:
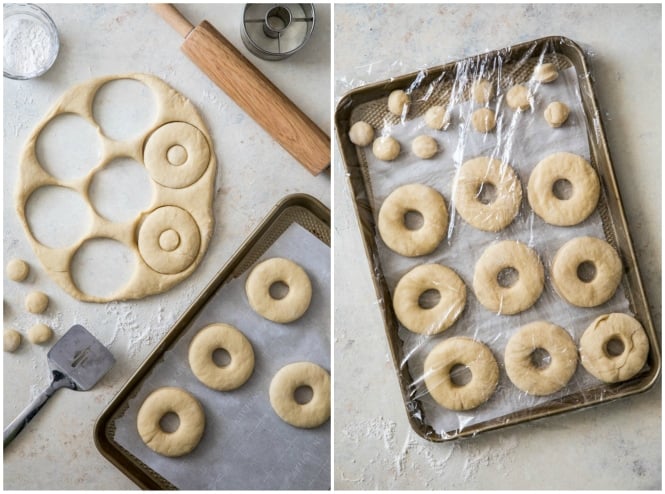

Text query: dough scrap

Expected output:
[25,291,49,314]
[533,63,559,83]
[6,259,29,282]
[372,136,401,161]
[471,108,496,133]
[424,105,450,130]
[4,329,22,352]
[506,84,531,111]
[27,323,53,344]
[348,121,374,146]
[388,89,410,116]
[544,101,570,127]
[411,135,438,159]
[471,79,494,104]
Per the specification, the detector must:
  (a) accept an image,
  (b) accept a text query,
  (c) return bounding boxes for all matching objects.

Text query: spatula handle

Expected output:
[3,372,74,448]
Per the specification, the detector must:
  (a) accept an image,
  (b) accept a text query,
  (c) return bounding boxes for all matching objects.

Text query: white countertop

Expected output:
[333,4,661,490]
[3,3,330,489]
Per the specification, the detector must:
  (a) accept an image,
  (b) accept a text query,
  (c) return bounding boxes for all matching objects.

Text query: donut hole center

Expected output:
[530,348,552,369]
[294,385,313,405]
[269,281,290,300]
[449,364,472,387]
[167,145,188,166]
[497,267,519,288]
[476,182,497,205]
[605,337,626,358]
[212,348,232,368]
[418,289,441,309]
[576,261,597,283]
[552,178,573,200]
[159,229,181,252]
[403,210,424,231]
[159,412,180,433]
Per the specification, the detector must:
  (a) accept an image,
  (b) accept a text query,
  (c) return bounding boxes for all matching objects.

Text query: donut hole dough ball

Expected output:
[533,63,559,83]
[505,321,578,395]
[473,240,545,315]
[452,156,522,232]
[136,387,205,457]
[471,108,497,133]
[424,105,451,130]
[27,323,53,344]
[188,323,255,391]
[506,84,531,111]
[424,337,499,411]
[393,264,466,335]
[25,291,49,314]
[544,101,570,127]
[372,136,401,161]
[551,236,622,307]
[269,362,331,428]
[411,135,438,159]
[378,184,448,257]
[348,121,374,147]
[527,152,600,226]
[6,259,29,282]
[245,258,312,323]
[387,89,410,116]
[580,313,649,383]
[4,329,22,352]
[471,78,494,104]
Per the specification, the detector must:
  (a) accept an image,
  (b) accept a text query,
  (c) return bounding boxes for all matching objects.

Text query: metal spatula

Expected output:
[4,324,115,448]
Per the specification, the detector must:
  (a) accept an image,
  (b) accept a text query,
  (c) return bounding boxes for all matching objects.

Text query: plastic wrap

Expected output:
[335,36,660,440]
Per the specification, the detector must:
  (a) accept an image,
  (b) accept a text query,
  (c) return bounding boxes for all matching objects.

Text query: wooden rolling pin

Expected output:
[151,4,330,176]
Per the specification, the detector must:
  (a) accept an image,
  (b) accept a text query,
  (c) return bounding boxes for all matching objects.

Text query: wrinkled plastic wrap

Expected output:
[335,37,659,440]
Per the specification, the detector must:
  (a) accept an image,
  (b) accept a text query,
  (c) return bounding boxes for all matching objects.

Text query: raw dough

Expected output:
[15,73,216,302]
[136,386,205,457]
[372,136,401,161]
[25,291,49,314]
[579,313,649,383]
[4,329,21,352]
[411,135,438,159]
[387,89,410,116]
[533,63,559,83]
[473,240,544,315]
[424,337,499,411]
[504,321,578,395]
[471,79,494,104]
[188,323,254,391]
[393,263,466,335]
[527,152,600,226]
[506,84,531,111]
[452,156,522,232]
[544,101,570,127]
[377,183,448,257]
[348,121,374,146]
[245,257,312,323]
[551,236,622,307]
[27,323,53,344]
[424,105,450,130]
[470,108,496,133]
[6,258,29,281]
[269,361,330,428]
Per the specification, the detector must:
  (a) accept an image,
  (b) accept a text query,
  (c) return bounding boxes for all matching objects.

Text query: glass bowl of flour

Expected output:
[4,4,60,79]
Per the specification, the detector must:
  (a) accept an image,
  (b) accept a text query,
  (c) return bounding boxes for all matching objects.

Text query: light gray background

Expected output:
[334,4,661,490]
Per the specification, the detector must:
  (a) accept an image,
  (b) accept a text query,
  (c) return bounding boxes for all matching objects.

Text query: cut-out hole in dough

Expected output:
[92,79,156,141]
[294,385,314,404]
[35,113,101,180]
[530,348,552,369]
[212,348,232,367]
[576,260,597,283]
[25,186,91,248]
[167,145,188,166]
[269,281,290,300]
[70,238,136,299]
[89,158,152,223]
[159,412,180,433]
[605,337,625,357]
[552,178,573,200]
[403,210,424,230]
[450,364,472,387]
[418,289,441,310]
[497,267,519,288]
[476,182,497,204]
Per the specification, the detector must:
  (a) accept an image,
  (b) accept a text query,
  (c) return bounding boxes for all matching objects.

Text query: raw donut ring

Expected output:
[188,323,255,391]
[504,321,578,395]
[378,184,448,257]
[393,264,466,335]
[245,257,312,323]
[453,156,522,232]
[579,313,649,383]
[551,236,622,307]
[424,337,499,411]
[269,362,330,428]
[138,206,201,275]
[136,386,205,457]
[527,152,600,226]
[473,240,544,315]
[143,121,211,189]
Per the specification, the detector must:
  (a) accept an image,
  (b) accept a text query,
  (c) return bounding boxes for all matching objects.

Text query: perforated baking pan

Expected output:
[334,35,661,441]
[94,194,330,488]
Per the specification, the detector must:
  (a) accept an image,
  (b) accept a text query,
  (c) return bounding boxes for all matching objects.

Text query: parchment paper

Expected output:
[360,65,631,435]
[112,223,330,489]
